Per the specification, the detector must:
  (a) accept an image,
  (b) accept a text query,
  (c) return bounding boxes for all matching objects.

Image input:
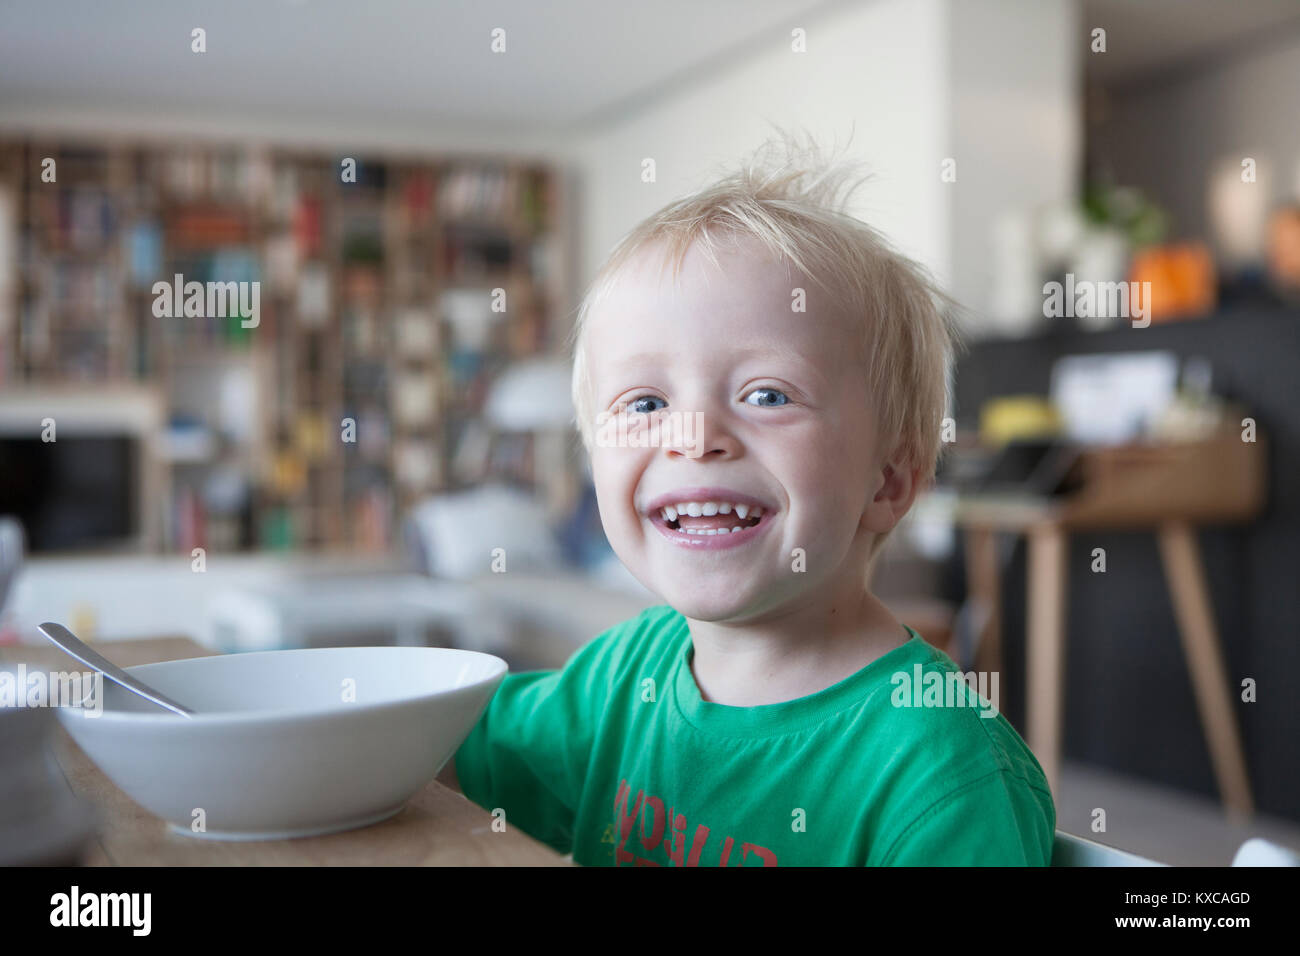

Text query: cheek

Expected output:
[778,420,872,523]
[773,423,848,489]
[590,451,642,533]
[589,453,619,514]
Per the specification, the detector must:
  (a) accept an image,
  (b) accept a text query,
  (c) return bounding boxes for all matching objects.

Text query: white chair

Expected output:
[1053,830,1300,866]
[1051,831,1166,866]
[1231,838,1300,866]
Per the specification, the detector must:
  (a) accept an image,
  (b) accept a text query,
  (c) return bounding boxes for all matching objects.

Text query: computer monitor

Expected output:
[0,434,139,552]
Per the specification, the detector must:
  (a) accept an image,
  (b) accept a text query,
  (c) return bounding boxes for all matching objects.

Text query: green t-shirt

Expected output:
[454,604,1055,866]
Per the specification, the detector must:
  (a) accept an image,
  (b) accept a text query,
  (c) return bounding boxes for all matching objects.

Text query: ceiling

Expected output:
[1083,0,1300,87]
[0,0,840,135]
[3,0,1298,135]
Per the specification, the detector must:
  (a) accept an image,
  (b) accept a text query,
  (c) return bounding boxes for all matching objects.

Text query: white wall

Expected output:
[569,0,952,296]
[567,0,1082,335]
[949,0,1081,327]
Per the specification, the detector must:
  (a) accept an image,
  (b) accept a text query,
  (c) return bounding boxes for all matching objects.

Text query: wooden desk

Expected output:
[955,429,1266,816]
[0,638,571,866]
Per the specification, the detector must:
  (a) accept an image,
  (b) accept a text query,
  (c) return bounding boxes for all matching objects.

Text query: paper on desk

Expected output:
[1050,351,1179,445]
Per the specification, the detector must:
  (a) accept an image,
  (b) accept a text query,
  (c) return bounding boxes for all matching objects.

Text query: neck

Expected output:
[685,567,907,707]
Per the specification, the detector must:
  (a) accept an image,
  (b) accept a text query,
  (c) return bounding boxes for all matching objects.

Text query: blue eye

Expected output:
[745,387,789,407]
[628,395,667,414]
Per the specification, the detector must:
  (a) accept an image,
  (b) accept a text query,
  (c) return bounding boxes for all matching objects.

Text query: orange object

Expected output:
[1129,242,1216,321]
[1267,204,1300,294]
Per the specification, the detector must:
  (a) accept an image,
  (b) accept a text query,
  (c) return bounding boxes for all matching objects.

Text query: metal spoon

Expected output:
[37,622,195,717]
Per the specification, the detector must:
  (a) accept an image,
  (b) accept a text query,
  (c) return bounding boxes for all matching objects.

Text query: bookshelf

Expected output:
[0,138,570,555]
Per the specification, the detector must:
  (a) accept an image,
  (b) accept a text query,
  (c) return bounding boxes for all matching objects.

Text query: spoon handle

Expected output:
[38,622,195,717]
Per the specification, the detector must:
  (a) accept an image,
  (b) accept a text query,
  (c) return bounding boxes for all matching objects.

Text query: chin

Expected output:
[655,578,772,623]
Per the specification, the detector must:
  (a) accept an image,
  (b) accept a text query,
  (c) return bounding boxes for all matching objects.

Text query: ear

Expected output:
[860,456,923,534]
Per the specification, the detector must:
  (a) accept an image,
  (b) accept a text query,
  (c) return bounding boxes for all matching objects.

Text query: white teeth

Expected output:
[675,524,752,535]
[659,499,767,528]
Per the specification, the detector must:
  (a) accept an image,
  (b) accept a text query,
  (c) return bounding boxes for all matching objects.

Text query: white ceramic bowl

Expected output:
[56,646,507,840]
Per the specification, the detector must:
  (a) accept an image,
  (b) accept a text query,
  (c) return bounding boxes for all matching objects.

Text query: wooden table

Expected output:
[0,637,571,866]
[955,428,1266,817]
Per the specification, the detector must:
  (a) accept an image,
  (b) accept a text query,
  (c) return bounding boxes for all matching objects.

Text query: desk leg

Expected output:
[1027,524,1067,798]
[965,526,1003,675]
[1157,522,1254,817]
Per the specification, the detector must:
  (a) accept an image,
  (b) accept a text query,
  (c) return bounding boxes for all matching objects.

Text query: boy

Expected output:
[444,137,1056,866]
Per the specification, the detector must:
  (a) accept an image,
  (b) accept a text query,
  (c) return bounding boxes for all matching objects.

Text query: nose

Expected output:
[663,400,742,461]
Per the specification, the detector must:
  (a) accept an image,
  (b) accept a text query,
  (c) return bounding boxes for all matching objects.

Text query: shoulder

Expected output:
[564,604,687,680]
[467,606,685,748]
[875,765,1057,865]
[869,636,1055,858]
[879,636,1043,778]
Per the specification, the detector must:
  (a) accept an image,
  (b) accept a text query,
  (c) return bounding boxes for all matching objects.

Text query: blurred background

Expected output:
[1,0,1298,864]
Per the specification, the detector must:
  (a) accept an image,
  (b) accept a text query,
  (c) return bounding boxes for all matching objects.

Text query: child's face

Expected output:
[583,237,901,623]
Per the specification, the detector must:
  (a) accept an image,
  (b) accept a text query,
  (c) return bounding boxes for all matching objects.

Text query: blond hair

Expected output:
[569,131,962,542]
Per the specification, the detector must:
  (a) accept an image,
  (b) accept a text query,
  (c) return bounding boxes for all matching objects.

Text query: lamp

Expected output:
[483,357,577,517]
[484,357,575,431]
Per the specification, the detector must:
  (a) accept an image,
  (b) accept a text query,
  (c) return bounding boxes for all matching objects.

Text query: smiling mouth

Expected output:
[653,501,767,536]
